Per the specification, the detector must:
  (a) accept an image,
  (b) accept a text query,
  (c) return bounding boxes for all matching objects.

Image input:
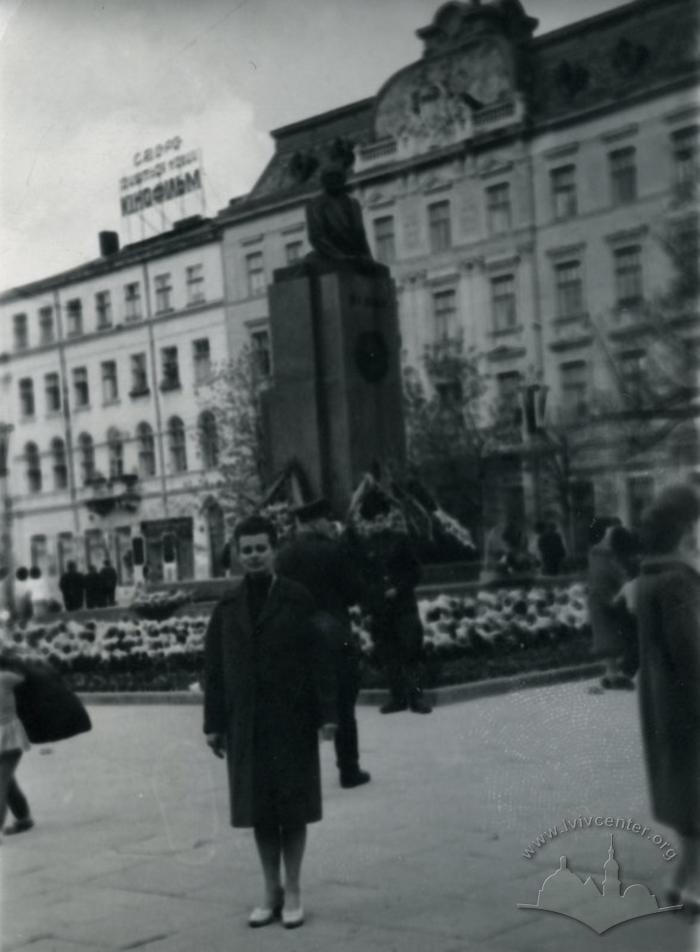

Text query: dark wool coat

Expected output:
[202,576,336,829]
[588,544,627,656]
[636,559,700,836]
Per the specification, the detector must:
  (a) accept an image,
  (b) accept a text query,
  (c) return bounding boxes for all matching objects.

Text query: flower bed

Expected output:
[8,582,590,692]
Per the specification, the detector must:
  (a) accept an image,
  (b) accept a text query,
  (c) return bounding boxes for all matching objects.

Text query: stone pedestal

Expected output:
[263,259,406,515]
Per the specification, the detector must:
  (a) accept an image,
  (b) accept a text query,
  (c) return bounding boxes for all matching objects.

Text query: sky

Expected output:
[0,0,625,290]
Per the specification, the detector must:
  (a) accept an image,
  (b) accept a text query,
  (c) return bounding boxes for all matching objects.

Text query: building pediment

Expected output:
[373,37,518,155]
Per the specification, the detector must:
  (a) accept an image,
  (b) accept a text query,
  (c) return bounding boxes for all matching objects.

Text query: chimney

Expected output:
[99,231,120,256]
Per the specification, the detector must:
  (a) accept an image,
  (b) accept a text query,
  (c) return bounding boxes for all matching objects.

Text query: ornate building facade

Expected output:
[1,0,698,592]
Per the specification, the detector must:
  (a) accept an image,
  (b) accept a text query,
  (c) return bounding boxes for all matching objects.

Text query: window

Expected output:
[72,367,89,408]
[672,126,699,190]
[560,361,588,420]
[130,353,149,396]
[101,360,119,404]
[154,273,172,313]
[78,433,95,484]
[19,378,34,417]
[246,252,265,296]
[95,291,112,329]
[136,422,156,477]
[124,282,142,322]
[186,264,205,305]
[51,437,68,490]
[550,165,578,220]
[45,372,61,413]
[25,442,41,493]
[168,416,188,472]
[491,274,517,332]
[619,350,646,401]
[107,427,124,479]
[39,306,54,345]
[160,347,180,390]
[198,411,219,469]
[486,183,512,234]
[497,371,522,417]
[13,313,28,351]
[192,338,211,386]
[66,299,83,337]
[610,147,637,204]
[428,201,451,253]
[285,241,303,264]
[555,260,584,319]
[248,328,271,380]
[30,535,47,570]
[614,246,643,307]
[373,216,396,264]
[432,289,457,341]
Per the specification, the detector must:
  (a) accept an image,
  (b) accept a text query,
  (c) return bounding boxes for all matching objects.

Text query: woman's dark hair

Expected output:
[29,566,41,579]
[15,566,29,581]
[608,526,639,561]
[234,514,277,547]
[640,484,700,555]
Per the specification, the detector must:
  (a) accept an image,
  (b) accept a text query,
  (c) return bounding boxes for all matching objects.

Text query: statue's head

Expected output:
[320,162,348,196]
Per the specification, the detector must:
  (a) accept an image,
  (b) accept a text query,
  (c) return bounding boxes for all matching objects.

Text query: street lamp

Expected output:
[0,423,15,614]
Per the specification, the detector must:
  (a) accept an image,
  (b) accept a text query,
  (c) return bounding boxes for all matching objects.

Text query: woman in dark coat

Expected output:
[588,521,636,690]
[636,484,700,910]
[203,515,336,930]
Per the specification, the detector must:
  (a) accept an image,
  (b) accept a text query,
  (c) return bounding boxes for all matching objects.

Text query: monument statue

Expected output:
[305,162,374,264]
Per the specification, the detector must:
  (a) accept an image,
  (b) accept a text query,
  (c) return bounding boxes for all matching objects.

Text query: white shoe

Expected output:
[282,905,305,929]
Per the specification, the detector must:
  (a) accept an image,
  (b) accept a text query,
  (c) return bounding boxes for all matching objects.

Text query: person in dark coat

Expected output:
[538,522,567,576]
[99,560,118,607]
[348,481,431,715]
[83,565,102,609]
[276,498,370,790]
[203,514,337,929]
[587,519,636,691]
[59,561,84,612]
[636,484,700,910]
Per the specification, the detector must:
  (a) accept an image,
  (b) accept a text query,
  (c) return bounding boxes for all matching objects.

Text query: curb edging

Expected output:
[78,661,606,707]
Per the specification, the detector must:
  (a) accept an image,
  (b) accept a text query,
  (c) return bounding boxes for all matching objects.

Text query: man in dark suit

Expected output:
[276,499,371,789]
[59,561,85,611]
[203,514,336,930]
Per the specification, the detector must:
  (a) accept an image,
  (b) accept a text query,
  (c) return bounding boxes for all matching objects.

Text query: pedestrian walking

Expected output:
[347,477,431,715]
[276,497,371,789]
[13,567,32,628]
[202,514,337,929]
[59,561,85,612]
[635,484,700,913]
[0,645,34,839]
[538,522,567,576]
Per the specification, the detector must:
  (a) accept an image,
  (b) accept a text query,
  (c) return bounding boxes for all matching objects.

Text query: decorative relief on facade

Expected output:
[375,39,514,152]
[403,207,421,251]
[458,183,481,237]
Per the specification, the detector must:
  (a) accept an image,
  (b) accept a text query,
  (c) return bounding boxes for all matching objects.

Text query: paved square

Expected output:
[2,682,698,951]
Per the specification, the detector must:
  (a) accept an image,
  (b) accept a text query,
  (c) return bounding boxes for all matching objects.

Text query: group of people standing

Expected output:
[59,560,118,611]
[202,482,431,929]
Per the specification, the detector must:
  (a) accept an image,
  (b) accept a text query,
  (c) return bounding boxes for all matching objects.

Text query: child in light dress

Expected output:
[0,646,34,838]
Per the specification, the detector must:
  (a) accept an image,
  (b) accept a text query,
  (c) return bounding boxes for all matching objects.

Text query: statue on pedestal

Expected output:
[305,163,375,265]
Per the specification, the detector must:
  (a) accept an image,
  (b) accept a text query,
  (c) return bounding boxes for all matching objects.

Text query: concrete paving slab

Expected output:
[3,682,699,952]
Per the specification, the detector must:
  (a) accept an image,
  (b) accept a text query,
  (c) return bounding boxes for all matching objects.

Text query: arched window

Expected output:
[136,422,156,477]
[198,411,219,469]
[51,437,68,490]
[25,442,41,493]
[168,416,187,473]
[107,427,124,479]
[78,433,95,484]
